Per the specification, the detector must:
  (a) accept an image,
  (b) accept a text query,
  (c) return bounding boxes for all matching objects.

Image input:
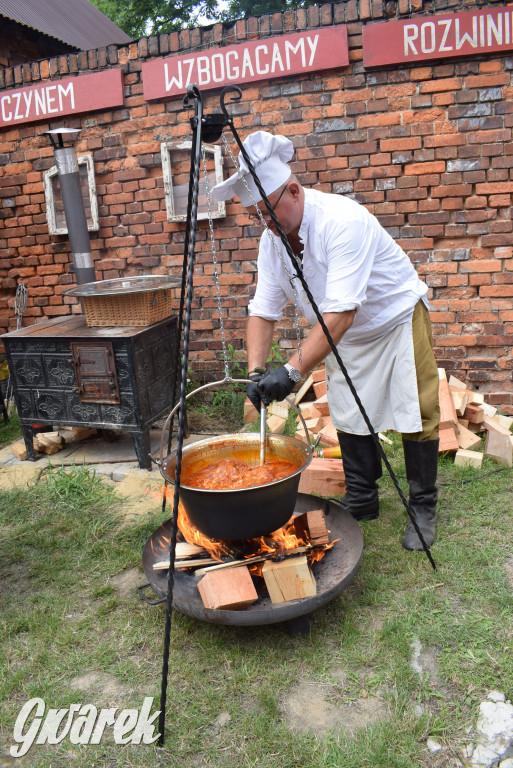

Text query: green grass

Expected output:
[0,408,22,447]
[0,444,512,767]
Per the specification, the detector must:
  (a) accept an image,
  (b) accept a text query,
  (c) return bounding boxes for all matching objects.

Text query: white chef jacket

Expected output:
[248,188,429,434]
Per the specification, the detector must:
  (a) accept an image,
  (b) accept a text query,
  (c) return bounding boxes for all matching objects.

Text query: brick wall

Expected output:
[0,18,75,68]
[0,0,512,411]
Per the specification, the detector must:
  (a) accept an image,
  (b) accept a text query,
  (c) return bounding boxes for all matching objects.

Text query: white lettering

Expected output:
[487,13,502,45]
[506,11,511,44]
[255,44,269,74]
[455,16,478,48]
[46,85,57,113]
[480,15,485,46]
[1,95,12,122]
[241,48,255,77]
[68,705,98,744]
[13,92,23,120]
[226,50,239,80]
[211,52,225,82]
[271,43,285,72]
[307,34,319,66]
[113,709,139,744]
[130,697,161,745]
[404,24,419,55]
[89,708,117,744]
[23,90,33,117]
[421,21,436,53]
[34,88,46,115]
[196,56,210,85]
[35,706,79,744]
[10,698,45,757]
[164,61,183,91]
[284,39,303,69]
[58,82,74,110]
[438,19,453,51]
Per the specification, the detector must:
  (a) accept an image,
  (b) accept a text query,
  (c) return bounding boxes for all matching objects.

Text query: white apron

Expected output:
[325,317,422,436]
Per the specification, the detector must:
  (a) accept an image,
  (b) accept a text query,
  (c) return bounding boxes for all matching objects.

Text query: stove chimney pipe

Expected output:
[45,128,96,285]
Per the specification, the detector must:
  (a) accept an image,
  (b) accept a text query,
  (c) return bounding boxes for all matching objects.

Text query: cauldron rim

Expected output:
[160,432,312,493]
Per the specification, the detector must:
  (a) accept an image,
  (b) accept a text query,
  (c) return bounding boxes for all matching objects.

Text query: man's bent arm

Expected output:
[247,315,276,373]
[287,310,356,376]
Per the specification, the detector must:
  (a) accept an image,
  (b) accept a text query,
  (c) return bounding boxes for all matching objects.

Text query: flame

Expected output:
[147,484,332,570]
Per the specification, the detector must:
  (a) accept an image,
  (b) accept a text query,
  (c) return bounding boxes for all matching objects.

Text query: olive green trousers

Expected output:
[401,300,440,442]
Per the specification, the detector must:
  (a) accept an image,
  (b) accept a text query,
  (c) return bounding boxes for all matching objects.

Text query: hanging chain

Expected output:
[220,135,303,364]
[201,144,230,379]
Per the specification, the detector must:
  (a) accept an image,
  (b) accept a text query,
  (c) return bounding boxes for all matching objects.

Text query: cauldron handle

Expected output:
[158,377,314,466]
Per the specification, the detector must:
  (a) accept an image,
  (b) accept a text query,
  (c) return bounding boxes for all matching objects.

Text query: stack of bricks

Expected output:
[0,0,511,412]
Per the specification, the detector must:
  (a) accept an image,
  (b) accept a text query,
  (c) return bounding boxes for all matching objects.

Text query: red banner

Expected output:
[142,27,349,100]
[0,69,124,128]
[363,6,513,67]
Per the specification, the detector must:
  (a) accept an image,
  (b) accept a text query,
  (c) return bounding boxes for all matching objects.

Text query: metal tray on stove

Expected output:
[63,275,180,297]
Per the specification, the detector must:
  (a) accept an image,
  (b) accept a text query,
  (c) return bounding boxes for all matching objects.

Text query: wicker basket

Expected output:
[82,289,173,327]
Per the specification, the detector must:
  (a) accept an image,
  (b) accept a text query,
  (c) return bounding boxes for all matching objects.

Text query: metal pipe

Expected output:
[53,146,95,285]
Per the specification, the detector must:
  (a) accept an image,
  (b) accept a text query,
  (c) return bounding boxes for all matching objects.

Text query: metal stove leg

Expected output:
[285,614,311,637]
[21,424,39,461]
[131,430,152,470]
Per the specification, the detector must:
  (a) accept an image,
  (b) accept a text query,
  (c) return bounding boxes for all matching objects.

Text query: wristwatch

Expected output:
[284,363,301,383]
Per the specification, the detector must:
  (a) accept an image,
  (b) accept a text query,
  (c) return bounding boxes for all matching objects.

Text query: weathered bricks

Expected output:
[0,2,511,408]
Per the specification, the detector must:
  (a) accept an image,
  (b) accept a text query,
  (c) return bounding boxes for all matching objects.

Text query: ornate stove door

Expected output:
[70,341,121,405]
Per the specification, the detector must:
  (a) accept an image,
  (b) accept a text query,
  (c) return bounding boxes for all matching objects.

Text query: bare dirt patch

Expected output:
[69,672,133,708]
[109,567,146,598]
[280,674,387,736]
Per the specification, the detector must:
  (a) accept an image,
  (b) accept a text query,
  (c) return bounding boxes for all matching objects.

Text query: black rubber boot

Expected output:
[402,439,439,551]
[337,432,382,521]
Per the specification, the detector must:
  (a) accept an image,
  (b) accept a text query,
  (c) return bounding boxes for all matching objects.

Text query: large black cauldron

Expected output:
[160,432,312,540]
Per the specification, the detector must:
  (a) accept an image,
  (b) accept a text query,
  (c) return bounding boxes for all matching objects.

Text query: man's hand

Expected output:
[257,367,295,405]
[247,373,264,412]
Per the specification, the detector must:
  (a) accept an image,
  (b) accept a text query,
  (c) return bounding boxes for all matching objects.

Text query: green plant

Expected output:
[0,408,22,448]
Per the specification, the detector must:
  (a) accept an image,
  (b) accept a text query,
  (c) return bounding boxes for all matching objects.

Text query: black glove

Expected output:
[257,366,296,405]
[247,373,264,413]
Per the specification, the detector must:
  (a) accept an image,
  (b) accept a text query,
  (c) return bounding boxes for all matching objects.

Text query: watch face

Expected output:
[288,367,301,382]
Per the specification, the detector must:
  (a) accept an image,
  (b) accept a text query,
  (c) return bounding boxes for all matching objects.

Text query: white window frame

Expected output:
[161,140,225,223]
[43,154,99,235]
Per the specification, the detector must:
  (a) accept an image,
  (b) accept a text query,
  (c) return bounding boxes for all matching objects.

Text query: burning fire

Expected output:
[146,483,335,573]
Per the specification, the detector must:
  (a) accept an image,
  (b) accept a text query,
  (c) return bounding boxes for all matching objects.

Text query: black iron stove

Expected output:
[2,314,178,469]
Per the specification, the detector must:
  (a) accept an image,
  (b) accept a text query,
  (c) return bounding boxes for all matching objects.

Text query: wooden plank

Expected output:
[455,449,483,468]
[262,555,316,604]
[480,401,498,417]
[438,427,459,454]
[467,391,485,405]
[311,367,326,383]
[482,415,511,436]
[494,414,513,431]
[463,405,484,425]
[298,457,345,495]
[267,414,286,434]
[197,565,258,610]
[11,442,27,460]
[439,372,458,428]
[448,374,467,390]
[457,424,483,451]
[293,509,330,546]
[485,430,513,468]
[317,420,339,447]
[292,374,314,406]
[313,380,327,399]
[312,393,330,417]
[268,400,290,420]
[451,390,468,418]
[244,397,258,423]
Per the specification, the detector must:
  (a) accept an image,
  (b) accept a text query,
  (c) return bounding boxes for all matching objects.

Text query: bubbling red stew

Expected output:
[182,458,298,490]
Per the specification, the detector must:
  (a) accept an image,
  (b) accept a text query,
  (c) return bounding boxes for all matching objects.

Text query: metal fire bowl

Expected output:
[142,493,364,627]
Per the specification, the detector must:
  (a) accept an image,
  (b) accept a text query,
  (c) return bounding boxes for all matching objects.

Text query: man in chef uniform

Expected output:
[212,131,440,551]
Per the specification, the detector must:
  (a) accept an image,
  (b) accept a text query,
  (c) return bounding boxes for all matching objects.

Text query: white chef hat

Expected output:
[211,131,294,207]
